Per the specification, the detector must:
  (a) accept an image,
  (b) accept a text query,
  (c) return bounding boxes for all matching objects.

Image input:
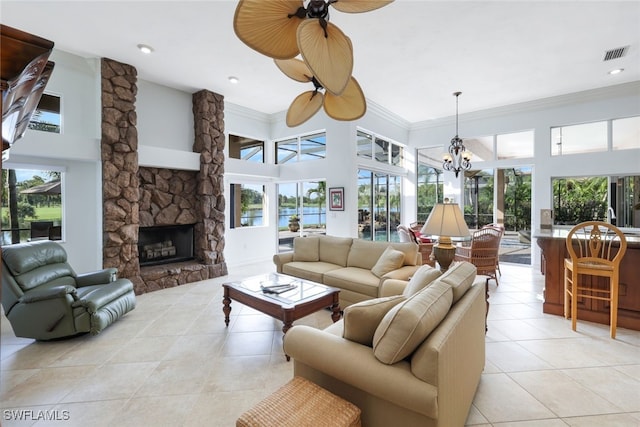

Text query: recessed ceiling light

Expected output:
[137,44,154,54]
[608,68,624,75]
[228,76,239,84]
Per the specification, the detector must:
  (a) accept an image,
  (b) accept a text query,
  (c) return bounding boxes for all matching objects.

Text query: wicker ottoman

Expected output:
[237,376,361,427]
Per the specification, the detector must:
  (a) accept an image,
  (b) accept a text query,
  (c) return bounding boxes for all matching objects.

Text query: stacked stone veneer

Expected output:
[101,58,227,294]
[139,168,198,227]
[101,58,141,289]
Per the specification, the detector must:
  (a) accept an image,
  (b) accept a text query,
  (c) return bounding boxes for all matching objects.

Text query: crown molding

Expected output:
[409,81,640,131]
[365,98,411,129]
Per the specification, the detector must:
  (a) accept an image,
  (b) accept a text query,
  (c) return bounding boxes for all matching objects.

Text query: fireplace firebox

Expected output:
[138,224,195,267]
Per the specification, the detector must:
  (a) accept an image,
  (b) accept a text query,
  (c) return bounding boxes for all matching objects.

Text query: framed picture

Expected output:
[329,187,344,211]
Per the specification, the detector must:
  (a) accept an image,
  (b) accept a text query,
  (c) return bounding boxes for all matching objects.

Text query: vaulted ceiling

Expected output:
[2,1,639,124]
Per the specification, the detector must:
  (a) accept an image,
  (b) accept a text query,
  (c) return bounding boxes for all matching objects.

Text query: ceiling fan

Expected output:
[233,0,393,125]
[275,58,366,127]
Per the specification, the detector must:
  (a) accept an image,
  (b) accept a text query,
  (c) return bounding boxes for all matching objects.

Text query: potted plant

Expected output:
[288,214,300,232]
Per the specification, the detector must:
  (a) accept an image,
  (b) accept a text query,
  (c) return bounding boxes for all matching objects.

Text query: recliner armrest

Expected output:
[20,285,78,304]
[76,268,117,287]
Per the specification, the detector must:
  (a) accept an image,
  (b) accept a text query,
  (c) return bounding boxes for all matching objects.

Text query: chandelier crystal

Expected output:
[443,91,472,177]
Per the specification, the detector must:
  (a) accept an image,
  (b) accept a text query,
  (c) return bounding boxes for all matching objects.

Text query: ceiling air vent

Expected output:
[603,46,629,61]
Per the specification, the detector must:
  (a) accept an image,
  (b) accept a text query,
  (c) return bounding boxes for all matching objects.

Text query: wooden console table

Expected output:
[535,228,640,331]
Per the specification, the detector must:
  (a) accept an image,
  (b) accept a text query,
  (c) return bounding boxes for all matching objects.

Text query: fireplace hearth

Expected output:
[138,224,194,267]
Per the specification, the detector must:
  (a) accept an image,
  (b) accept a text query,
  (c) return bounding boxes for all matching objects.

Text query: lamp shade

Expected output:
[421,203,470,238]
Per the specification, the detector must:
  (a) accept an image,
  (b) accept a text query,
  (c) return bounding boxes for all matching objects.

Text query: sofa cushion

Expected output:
[318,236,353,267]
[282,262,342,284]
[323,267,380,298]
[292,237,319,262]
[347,239,382,269]
[438,261,477,303]
[371,246,405,278]
[402,265,442,296]
[342,295,406,346]
[373,280,453,364]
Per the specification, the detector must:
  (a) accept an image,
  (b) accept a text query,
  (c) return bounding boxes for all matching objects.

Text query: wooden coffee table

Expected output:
[223,273,341,359]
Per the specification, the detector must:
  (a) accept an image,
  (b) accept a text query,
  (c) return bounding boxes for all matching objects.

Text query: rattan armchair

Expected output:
[454,226,503,285]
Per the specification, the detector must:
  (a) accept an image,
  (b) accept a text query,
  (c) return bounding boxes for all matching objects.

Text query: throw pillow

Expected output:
[371,246,405,278]
[402,265,442,297]
[438,261,477,303]
[373,281,453,364]
[342,295,406,346]
[292,237,319,262]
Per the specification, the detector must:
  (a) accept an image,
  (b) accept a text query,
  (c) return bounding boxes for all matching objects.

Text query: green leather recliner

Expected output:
[2,240,136,340]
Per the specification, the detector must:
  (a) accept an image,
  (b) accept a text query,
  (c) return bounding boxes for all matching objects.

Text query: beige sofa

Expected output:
[283,262,486,427]
[273,235,422,307]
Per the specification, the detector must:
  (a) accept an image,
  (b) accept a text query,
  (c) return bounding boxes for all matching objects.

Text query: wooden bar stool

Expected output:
[564,221,627,338]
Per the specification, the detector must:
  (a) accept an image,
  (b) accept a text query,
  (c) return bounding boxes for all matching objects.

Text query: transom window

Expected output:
[228,134,264,163]
[275,132,326,164]
[550,116,639,156]
[357,130,404,166]
[28,93,61,134]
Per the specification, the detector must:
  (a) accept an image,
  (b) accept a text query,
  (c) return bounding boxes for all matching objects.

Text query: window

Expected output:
[1,168,62,244]
[374,138,389,163]
[356,130,372,159]
[275,132,326,164]
[277,181,326,251]
[497,131,534,159]
[463,136,492,162]
[499,167,532,231]
[463,169,494,229]
[299,133,326,161]
[552,177,608,224]
[28,93,61,134]
[276,138,298,164]
[228,134,264,162]
[357,130,404,167]
[416,148,444,222]
[230,183,265,228]
[551,121,607,156]
[613,116,640,151]
[461,131,533,162]
[358,169,401,242]
[552,174,640,227]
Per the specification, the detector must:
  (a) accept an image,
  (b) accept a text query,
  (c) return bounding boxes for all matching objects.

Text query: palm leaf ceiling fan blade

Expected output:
[287,90,324,127]
[324,77,366,121]
[297,19,353,96]
[274,58,313,83]
[233,0,304,59]
[331,0,394,14]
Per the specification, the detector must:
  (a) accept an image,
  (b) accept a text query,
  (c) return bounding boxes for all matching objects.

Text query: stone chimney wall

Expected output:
[101,58,140,284]
[100,58,227,294]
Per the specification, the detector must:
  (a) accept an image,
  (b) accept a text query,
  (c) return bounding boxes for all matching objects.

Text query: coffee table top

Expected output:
[224,272,337,306]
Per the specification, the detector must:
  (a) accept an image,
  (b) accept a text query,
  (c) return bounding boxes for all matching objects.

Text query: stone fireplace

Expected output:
[138,224,195,267]
[100,58,227,294]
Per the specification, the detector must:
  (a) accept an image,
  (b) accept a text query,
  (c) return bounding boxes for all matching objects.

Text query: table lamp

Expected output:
[420,203,470,272]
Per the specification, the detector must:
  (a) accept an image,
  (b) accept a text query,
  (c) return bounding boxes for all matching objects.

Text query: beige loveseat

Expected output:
[283,262,486,427]
[273,235,422,307]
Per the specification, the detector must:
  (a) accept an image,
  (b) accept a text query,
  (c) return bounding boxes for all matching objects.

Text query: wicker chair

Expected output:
[484,223,505,276]
[454,226,503,285]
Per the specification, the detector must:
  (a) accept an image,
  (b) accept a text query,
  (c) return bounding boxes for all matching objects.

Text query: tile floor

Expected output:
[1,262,639,426]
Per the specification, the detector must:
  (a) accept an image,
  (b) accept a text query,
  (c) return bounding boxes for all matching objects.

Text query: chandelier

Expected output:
[443,91,472,177]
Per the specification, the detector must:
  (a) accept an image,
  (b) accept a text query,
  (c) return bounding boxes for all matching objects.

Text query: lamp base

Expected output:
[432,239,456,272]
